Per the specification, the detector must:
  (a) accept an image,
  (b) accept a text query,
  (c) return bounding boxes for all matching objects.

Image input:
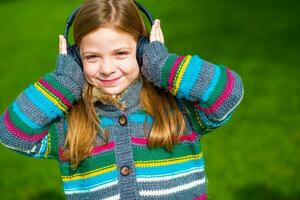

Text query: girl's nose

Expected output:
[100,59,116,75]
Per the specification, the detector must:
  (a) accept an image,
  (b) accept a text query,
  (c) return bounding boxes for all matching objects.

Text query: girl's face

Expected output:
[80,24,140,95]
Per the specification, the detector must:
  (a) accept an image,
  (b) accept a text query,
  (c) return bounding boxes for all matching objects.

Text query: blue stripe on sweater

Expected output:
[63,170,117,190]
[33,135,48,158]
[198,110,232,128]
[24,85,63,119]
[128,113,153,124]
[177,55,203,99]
[100,117,114,127]
[12,102,40,130]
[202,65,221,101]
[100,113,153,127]
[135,157,204,176]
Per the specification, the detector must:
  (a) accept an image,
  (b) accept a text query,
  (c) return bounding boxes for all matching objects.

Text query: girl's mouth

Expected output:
[99,77,121,86]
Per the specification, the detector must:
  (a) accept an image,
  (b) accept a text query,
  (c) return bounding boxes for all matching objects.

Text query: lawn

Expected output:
[0,0,299,199]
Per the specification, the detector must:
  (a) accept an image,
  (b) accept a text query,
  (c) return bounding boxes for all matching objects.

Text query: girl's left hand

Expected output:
[150,19,164,44]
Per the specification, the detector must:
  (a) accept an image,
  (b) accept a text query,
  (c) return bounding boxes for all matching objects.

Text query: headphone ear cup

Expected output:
[136,37,150,67]
[69,44,83,67]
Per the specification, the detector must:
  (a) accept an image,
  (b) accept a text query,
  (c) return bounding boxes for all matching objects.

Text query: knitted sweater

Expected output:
[0,41,244,200]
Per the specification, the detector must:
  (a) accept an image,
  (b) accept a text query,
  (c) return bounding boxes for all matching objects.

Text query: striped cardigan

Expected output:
[0,41,243,199]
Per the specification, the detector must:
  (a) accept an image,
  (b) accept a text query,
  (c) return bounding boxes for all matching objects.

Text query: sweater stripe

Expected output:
[204,66,227,107]
[170,56,188,94]
[137,165,204,182]
[99,116,114,127]
[47,124,58,158]
[128,113,153,124]
[8,105,45,135]
[136,157,204,176]
[11,102,40,130]
[4,111,48,142]
[25,85,63,119]
[44,74,76,103]
[139,178,205,197]
[161,54,178,89]
[91,142,115,154]
[39,79,72,109]
[133,141,201,161]
[194,194,208,200]
[135,152,202,167]
[177,55,203,99]
[63,165,117,183]
[196,68,234,113]
[34,82,68,113]
[64,179,118,194]
[173,55,192,95]
[33,135,48,158]
[103,194,120,200]
[131,131,197,145]
[167,56,185,91]
[202,67,221,101]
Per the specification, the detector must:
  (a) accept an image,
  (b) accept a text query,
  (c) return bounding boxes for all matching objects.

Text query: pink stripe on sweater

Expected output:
[196,68,234,114]
[59,142,115,161]
[131,137,148,145]
[193,193,207,200]
[131,131,197,145]
[179,131,197,142]
[168,56,185,91]
[38,79,72,109]
[91,142,115,154]
[4,111,48,142]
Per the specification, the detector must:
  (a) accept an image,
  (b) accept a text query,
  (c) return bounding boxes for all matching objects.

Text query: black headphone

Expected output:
[63,1,154,67]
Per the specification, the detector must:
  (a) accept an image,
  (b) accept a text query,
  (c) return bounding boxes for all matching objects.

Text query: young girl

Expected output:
[0,0,244,199]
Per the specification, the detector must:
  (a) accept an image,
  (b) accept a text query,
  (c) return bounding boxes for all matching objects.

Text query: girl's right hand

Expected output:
[59,35,68,55]
[55,35,85,100]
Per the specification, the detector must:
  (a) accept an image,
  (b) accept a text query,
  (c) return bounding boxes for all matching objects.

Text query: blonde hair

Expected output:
[62,0,186,169]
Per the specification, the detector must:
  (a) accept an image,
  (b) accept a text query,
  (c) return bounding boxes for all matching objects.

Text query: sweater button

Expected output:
[118,114,127,126]
[120,166,132,176]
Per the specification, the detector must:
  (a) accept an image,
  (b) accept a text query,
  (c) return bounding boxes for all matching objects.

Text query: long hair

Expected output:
[62,0,186,169]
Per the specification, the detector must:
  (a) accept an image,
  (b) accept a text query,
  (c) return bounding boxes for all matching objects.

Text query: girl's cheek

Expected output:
[83,63,99,77]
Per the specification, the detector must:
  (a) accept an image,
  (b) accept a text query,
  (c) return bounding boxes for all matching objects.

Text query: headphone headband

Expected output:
[64,1,154,49]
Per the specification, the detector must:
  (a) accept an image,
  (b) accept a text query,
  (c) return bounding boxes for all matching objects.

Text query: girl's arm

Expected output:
[0,36,84,158]
[142,20,244,135]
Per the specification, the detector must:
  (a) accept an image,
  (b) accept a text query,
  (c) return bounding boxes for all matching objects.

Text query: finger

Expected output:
[150,19,160,42]
[155,20,164,43]
[59,35,67,55]
[155,20,160,42]
[157,21,165,43]
[150,21,156,42]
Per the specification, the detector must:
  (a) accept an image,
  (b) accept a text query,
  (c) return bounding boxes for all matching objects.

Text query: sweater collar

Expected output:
[95,78,142,117]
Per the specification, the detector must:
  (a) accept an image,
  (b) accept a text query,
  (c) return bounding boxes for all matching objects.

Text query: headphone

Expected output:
[63,1,154,67]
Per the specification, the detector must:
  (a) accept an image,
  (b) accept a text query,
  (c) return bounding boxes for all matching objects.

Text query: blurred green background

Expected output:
[0,0,299,199]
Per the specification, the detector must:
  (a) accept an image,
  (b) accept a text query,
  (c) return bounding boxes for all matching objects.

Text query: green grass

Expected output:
[0,0,299,199]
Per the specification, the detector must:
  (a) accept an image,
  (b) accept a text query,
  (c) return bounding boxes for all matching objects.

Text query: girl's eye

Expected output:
[85,55,99,62]
[116,51,128,57]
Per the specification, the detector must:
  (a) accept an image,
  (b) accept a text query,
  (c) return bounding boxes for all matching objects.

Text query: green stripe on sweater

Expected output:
[60,150,116,176]
[7,105,47,135]
[44,74,76,103]
[200,65,227,108]
[133,141,201,161]
[161,54,177,88]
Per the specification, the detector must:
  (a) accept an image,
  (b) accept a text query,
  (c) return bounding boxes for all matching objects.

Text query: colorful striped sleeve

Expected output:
[142,41,244,134]
[0,54,84,158]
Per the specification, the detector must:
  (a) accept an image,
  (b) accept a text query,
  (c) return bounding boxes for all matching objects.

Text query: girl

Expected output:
[0,0,244,199]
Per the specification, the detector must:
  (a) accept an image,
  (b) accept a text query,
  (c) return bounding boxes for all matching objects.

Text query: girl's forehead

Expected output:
[80,26,136,53]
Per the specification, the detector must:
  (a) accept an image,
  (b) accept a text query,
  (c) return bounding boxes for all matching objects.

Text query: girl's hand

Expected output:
[150,19,164,44]
[59,35,68,55]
